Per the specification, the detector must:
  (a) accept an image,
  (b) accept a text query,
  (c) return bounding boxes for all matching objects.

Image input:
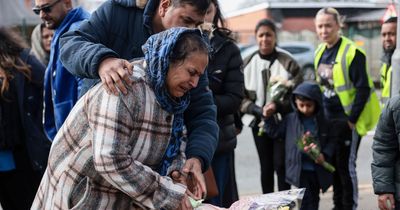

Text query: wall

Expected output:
[226,9,269,44]
[282,17,315,32]
[226,8,382,81]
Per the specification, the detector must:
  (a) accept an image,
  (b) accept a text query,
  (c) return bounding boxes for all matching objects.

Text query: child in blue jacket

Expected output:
[265,81,336,210]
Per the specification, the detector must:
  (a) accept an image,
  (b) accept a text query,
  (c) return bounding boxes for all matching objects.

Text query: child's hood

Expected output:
[291,81,323,112]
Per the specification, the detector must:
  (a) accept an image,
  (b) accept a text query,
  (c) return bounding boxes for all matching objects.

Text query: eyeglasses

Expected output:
[32,0,62,15]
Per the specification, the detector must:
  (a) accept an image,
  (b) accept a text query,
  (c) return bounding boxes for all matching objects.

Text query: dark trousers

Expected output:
[209,151,238,208]
[252,126,290,193]
[332,124,361,210]
[300,170,320,210]
[0,168,41,210]
[221,152,239,207]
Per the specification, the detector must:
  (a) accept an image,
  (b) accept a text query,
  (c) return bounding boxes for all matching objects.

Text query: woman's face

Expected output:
[42,27,53,53]
[315,13,340,46]
[256,25,276,56]
[204,2,217,24]
[166,51,208,98]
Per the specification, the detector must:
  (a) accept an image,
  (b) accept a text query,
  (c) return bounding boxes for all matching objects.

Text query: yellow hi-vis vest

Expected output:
[380,63,391,105]
[314,36,381,136]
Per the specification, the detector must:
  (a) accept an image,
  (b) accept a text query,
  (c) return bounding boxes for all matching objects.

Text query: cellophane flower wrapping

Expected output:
[267,78,293,103]
[258,78,292,136]
[195,189,305,210]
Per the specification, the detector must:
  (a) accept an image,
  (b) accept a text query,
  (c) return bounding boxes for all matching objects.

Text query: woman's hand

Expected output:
[171,170,187,185]
[177,193,193,210]
[183,158,206,199]
[263,102,276,117]
[171,158,206,199]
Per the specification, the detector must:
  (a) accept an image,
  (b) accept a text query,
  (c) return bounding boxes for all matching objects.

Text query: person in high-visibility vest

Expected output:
[380,17,397,105]
[314,7,381,210]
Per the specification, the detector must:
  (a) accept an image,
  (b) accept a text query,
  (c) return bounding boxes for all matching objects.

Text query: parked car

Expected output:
[240,41,316,80]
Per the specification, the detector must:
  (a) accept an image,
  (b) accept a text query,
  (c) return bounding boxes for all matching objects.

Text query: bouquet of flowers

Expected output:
[267,76,294,103]
[297,132,335,173]
[258,77,294,136]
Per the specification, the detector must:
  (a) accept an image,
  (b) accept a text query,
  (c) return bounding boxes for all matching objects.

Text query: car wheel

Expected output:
[302,65,315,81]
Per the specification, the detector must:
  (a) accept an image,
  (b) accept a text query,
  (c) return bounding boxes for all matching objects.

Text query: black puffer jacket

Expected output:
[208,32,244,154]
[372,96,400,200]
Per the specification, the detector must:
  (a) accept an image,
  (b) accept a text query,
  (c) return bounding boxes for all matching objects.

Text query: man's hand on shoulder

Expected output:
[99,57,133,95]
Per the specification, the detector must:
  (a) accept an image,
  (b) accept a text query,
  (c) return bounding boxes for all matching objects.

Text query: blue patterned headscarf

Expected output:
[142,27,208,176]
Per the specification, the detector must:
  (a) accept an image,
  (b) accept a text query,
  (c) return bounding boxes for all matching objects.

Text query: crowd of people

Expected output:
[0,0,397,209]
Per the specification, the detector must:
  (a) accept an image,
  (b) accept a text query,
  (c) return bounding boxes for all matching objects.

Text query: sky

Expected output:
[219,0,247,14]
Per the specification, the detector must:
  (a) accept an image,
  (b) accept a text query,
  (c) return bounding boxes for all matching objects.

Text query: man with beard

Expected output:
[379,17,397,105]
[32,0,90,140]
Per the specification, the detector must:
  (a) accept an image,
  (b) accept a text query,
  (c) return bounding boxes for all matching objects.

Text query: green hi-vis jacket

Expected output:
[380,63,391,105]
[314,36,381,136]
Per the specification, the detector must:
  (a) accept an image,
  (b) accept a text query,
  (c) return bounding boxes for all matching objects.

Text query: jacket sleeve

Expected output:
[240,53,263,118]
[60,1,119,79]
[371,97,400,195]
[166,140,186,176]
[276,54,302,115]
[91,87,186,210]
[240,90,262,117]
[348,50,370,124]
[184,74,218,172]
[214,43,244,117]
[264,116,286,139]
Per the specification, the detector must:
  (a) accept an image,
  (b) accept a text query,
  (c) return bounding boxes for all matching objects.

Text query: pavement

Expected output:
[0,126,379,210]
[235,127,379,209]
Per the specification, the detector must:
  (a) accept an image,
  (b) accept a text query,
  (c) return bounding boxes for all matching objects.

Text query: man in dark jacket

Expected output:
[372,96,400,210]
[59,0,217,199]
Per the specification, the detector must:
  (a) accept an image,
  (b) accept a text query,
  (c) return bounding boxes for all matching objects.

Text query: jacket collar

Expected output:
[143,0,159,35]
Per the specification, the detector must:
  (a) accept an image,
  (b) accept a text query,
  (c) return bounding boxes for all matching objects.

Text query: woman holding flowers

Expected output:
[240,18,302,193]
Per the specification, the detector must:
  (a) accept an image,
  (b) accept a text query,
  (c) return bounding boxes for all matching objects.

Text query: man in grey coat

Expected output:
[372,95,400,210]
